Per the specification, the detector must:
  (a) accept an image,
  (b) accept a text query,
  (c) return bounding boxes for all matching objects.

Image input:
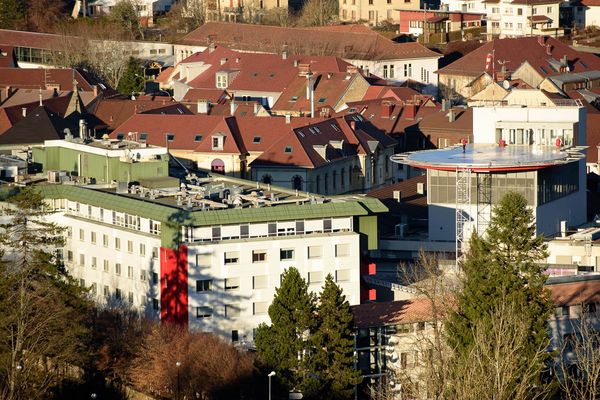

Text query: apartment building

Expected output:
[338,0,429,25]
[441,0,486,13]
[485,0,563,38]
[37,174,385,344]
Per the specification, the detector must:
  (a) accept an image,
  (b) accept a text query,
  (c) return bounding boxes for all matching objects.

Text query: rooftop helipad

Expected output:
[391,144,586,172]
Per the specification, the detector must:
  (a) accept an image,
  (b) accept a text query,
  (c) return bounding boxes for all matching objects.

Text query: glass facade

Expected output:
[14,46,57,65]
[538,163,579,205]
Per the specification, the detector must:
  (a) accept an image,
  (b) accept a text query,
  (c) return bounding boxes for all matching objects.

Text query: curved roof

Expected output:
[391,144,585,172]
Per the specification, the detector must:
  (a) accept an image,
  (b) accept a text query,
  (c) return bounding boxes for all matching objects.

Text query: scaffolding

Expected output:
[455,168,471,259]
[477,173,492,234]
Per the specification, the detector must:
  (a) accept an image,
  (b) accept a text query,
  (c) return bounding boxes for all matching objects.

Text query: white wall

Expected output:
[186,231,361,341]
[585,6,600,27]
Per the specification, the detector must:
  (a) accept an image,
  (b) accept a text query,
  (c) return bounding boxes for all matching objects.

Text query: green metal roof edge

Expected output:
[35,184,387,227]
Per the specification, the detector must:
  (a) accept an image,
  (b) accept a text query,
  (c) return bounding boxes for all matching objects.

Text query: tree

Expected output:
[109,0,144,40]
[255,267,318,394]
[129,323,255,399]
[445,191,553,398]
[0,0,27,30]
[117,57,145,96]
[312,274,361,399]
[298,0,338,27]
[26,0,65,32]
[0,187,91,400]
[555,313,600,400]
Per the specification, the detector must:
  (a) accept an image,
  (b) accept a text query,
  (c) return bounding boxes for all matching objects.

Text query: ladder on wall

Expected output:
[455,168,471,260]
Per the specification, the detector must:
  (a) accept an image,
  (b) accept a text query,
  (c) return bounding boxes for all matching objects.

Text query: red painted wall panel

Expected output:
[160,245,189,325]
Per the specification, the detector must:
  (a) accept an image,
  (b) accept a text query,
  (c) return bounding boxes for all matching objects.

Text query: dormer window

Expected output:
[212,135,224,150]
[216,72,228,89]
[140,133,148,141]
[116,133,125,140]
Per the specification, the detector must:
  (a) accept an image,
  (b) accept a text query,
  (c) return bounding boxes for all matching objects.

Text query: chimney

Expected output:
[4,86,11,100]
[393,190,401,203]
[327,73,333,79]
[417,182,425,195]
[282,50,288,60]
[441,99,450,112]
[285,114,291,124]
[235,57,240,63]
[220,57,227,65]
[208,42,216,53]
[79,119,87,139]
[230,99,236,115]
[350,120,356,131]
[21,107,27,117]
[293,60,299,67]
[546,44,552,56]
[448,110,456,122]
[92,85,98,97]
[381,100,394,118]
[197,99,209,114]
[253,102,259,115]
[404,102,416,119]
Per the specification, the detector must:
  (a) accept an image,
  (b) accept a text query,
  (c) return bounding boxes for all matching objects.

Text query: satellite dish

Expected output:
[502,80,511,90]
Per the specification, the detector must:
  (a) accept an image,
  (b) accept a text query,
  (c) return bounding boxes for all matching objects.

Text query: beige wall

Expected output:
[339,0,420,24]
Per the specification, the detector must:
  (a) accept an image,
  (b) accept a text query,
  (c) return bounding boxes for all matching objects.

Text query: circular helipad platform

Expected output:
[391,144,583,172]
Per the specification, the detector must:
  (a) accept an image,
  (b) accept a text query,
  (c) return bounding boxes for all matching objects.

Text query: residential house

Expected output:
[175,22,441,94]
[249,114,397,194]
[338,0,430,25]
[442,0,487,13]
[485,0,563,38]
[437,36,600,101]
[397,9,485,40]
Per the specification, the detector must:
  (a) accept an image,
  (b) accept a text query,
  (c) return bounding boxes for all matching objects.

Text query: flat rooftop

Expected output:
[391,144,585,172]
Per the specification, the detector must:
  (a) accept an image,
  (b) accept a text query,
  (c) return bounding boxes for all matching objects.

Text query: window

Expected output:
[517,7,522,15]
[152,298,159,310]
[400,352,408,369]
[212,226,221,241]
[67,227,72,238]
[115,238,121,250]
[91,257,97,269]
[166,134,175,142]
[404,63,412,77]
[253,275,268,289]
[308,271,323,284]
[115,288,122,300]
[128,292,134,304]
[152,247,159,259]
[383,65,388,79]
[140,269,147,281]
[67,250,73,262]
[253,301,268,315]
[224,251,239,264]
[584,302,597,314]
[212,136,223,150]
[280,249,295,260]
[150,221,161,235]
[335,269,351,282]
[152,272,159,285]
[79,278,85,287]
[127,240,133,253]
[79,229,84,241]
[140,243,146,256]
[196,306,213,318]
[225,277,240,290]
[547,6,552,12]
[128,266,134,278]
[368,10,374,20]
[335,244,350,257]
[91,231,96,244]
[194,134,203,142]
[79,254,85,267]
[225,304,240,318]
[252,250,267,262]
[90,283,97,295]
[284,146,293,153]
[323,218,332,232]
[308,246,322,259]
[390,65,395,79]
[253,136,261,144]
[104,285,110,297]
[103,234,108,247]
[196,279,212,292]
[232,330,239,342]
[103,260,109,273]
[216,73,228,88]
[115,263,122,276]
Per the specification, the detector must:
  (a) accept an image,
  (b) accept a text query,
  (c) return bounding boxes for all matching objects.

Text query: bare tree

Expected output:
[555,313,600,400]
[298,0,338,26]
[129,324,255,399]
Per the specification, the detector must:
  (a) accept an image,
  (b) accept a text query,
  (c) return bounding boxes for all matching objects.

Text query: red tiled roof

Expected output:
[0,29,69,51]
[418,107,473,138]
[0,108,12,134]
[88,97,191,131]
[580,0,600,6]
[0,67,107,92]
[547,279,600,306]
[181,88,228,104]
[351,298,436,328]
[362,86,423,101]
[307,24,376,34]
[180,22,440,61]
[438,36,600,77]
[156,66,175,84]
[271,72,363,114]
[0,88,70,107]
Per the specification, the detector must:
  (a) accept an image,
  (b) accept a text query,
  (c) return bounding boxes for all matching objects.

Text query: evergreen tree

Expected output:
[255,267,318,394]
[117,57,145,96]
[0,187,91,399]
[313,274,361,400]
[445,191,552,395]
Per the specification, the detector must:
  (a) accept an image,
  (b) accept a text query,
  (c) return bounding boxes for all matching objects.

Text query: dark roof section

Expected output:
[180,22,440,61]
[437,36,600,77]
[0,105,77,145]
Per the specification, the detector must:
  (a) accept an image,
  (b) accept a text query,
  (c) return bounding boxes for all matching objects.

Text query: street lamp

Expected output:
[175,361,181,400]
[268,371,276,400]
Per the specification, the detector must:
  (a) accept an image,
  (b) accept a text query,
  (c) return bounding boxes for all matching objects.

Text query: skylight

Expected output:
[194,135,203,142]
[284,146,293,153]
[318,97,326,103]
[166,134,175,141]
[253,136,261,143]
[290,96,298,102]
[140,133,148,141]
